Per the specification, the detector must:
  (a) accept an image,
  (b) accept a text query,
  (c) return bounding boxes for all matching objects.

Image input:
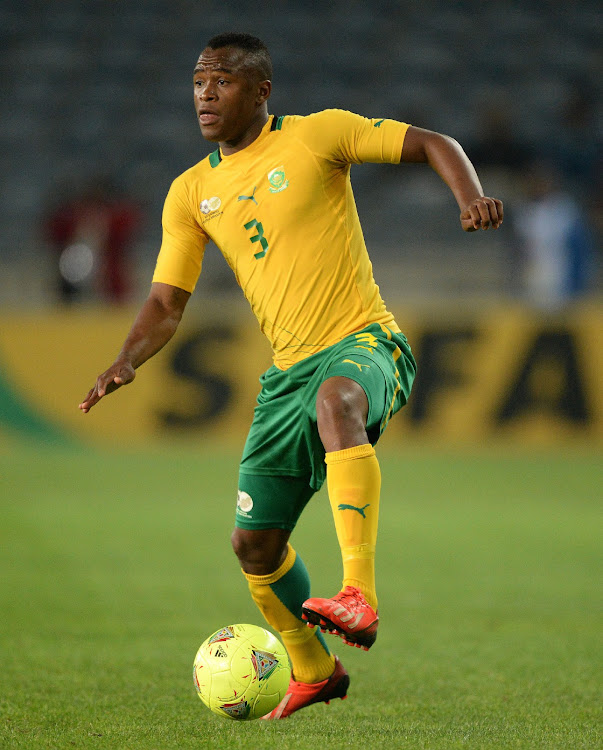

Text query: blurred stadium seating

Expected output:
[0,0,600,305]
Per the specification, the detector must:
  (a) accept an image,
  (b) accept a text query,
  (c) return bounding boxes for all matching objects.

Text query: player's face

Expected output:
[193,47,269,152]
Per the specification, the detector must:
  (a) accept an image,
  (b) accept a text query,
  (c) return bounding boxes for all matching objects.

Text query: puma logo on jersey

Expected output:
[342,359,370,372]
[374,119,385,128]
[337,503,370,518]
[238,186,258,205]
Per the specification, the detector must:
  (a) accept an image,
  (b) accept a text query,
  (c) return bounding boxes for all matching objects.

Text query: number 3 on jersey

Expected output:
[244,218,269,259]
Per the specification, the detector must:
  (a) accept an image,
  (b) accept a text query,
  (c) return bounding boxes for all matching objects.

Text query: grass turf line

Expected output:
[0,446,600,749]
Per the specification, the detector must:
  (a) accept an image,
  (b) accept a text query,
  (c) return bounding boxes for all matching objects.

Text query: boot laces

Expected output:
[336,586,366,607]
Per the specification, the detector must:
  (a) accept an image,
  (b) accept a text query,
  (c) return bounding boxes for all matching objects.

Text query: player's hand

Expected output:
[79,360,136,413]
[460,196,503,232]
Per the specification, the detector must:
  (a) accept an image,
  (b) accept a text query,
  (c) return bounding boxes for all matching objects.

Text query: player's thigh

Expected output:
[240,368,323,496]
[315,375,370,450]
[235,473,315,532]
[319,325,416,442]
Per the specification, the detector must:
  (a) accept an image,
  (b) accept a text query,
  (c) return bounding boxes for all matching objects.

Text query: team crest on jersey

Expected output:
[200,196,221,214]
[267,166,289,193]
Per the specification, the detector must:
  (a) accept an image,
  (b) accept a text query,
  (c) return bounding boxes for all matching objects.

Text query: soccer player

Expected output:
[79,33,503,718]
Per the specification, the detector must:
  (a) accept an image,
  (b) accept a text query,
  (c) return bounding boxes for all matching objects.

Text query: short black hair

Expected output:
[205,32,272,81]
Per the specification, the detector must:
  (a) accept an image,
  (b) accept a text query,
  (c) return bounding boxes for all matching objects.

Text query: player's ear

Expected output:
[256,80,271,104]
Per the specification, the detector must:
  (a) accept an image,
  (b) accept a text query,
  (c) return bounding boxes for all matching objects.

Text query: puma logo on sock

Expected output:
[337,503,370,518]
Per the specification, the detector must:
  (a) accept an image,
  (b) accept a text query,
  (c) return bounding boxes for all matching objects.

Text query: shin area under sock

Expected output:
[325,444,381,609]
[243,544,335,683]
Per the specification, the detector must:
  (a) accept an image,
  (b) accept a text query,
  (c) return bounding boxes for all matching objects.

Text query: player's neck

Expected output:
[220,110,270,156]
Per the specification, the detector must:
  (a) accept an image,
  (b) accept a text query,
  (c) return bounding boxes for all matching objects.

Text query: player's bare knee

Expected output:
[230,527,251,562]
[316,386,355,428]
[230,527,288,575]
[316,381,368,450]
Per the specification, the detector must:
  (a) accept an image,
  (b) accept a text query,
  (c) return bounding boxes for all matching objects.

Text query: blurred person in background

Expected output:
[513,160,595,310]
[79,32,503,719]
[44,176,140,305]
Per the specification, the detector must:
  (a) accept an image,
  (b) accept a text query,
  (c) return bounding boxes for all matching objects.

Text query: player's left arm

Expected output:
[401,126,503,232]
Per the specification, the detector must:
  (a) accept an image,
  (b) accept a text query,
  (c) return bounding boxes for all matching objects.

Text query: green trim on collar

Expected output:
[208,149,221,168]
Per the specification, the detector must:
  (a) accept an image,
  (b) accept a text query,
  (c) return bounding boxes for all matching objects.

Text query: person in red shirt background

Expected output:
[44,176,140,304]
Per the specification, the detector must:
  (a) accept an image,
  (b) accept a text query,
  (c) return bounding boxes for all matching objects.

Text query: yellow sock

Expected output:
[243,544,335,684]
[325,444,381,609]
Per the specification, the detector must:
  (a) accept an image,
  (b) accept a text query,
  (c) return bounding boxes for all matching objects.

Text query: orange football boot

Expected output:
[302,586,378,650]
[262,656,349,719]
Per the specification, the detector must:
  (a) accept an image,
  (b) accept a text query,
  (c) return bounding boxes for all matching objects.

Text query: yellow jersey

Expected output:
[153,109,409,369]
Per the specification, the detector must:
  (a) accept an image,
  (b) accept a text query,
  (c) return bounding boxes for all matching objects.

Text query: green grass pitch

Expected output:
[0,444,600,749]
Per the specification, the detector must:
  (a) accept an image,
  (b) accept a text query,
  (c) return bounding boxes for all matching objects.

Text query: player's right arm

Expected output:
[78,282,190,413]
[80,170,207,413]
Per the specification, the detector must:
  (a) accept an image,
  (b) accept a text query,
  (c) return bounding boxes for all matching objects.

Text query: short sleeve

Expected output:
[300,109,410,166]
[152,177,209,293]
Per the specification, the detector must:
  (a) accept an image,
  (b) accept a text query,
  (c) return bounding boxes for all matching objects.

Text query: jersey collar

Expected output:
[209,115,281,168]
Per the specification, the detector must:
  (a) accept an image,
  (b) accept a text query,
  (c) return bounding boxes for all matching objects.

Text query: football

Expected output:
[193,623,291,720]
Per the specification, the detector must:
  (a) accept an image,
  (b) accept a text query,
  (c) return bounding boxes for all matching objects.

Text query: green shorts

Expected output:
[236,323,416,530]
